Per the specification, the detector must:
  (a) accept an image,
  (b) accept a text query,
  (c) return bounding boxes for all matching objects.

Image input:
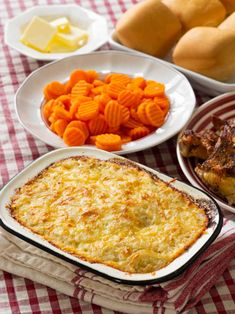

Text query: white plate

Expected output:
[176,92,235,214]
[4,5,108,61]
[109,30,235,96]
[15,50,196,155]
[0,147,222,285]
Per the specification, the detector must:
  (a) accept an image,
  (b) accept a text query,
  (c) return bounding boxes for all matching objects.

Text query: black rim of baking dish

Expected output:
[0,158,223,286]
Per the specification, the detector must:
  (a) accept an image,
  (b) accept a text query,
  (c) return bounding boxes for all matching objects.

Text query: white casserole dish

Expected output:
[0,147,223,285]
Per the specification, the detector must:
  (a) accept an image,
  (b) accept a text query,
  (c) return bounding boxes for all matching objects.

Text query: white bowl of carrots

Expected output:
[15,51,195,154]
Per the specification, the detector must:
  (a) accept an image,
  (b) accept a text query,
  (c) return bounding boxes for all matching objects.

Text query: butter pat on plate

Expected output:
[20,16,56,52]
[55,26,88,49]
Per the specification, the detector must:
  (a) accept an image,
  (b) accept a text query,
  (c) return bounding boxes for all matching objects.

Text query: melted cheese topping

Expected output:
[9,157,208,273]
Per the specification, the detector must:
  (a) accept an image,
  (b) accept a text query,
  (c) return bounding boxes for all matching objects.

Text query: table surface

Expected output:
[0,1,235,313]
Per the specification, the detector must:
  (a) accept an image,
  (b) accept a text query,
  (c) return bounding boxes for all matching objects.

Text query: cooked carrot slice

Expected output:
[145,102,165,127]
[107,82,126,99]
[66,120,89,140]
[93,79,105,87]
[63,127,86,146]
[95,133,122,151]
[130,108,141,122]
[132,77,146,89]
[87,135,97,145]
[121,135,132,144]
[48,112,57,124]
[91,86,104,95]
[109,73,131,85]
[104,100,122,128]
[70,96,92,118]
[88,115,108,135]
[69,70,88,86]
[76,100,99,121]
[64,81,73,94]
[71,80,92,98]
[94,93,111,113]
[144,83,165,98]
[53,119,68,137]
[154,96,170,116]
[107,126,122,134]
[95,141,122,151]
[128,126,150,140]
[137,101,151,125]
[53,106,72,121]
[42,99,55,121]
[56,95,71,110]
[86,70,98,83]
[44,81,66,100]
[122,117,143,128]
[118,90,137,108]
[120,105,130,124]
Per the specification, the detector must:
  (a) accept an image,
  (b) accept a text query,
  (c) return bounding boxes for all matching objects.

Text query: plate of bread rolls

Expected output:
[110,0,235,96]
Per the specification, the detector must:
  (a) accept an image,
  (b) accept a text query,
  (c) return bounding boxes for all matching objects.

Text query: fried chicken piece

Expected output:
[178,129,218,160]
[195,119,235,205]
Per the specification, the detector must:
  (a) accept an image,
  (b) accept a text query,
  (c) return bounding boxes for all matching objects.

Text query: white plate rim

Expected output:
[14,50,196,155]
[176,92,235,214]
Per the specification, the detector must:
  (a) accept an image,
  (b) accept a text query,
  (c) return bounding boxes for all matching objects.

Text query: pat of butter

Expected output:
[56,26,88,48]
[21,16,56,52]
[50,17,71,33]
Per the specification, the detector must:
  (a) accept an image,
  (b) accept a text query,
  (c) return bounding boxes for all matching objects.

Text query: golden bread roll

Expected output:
[115,0,182,58]
[220,0,235,14]
[173,27,235,81]
[219,12,235,28]
[162,0,226,31]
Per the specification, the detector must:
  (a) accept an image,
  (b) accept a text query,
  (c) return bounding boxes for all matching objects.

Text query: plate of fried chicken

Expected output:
[177,92,235,213]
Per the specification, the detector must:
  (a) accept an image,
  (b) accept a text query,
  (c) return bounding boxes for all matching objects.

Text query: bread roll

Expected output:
[173,27,235,81]
[220,0,235,14]
[219,12,235,29]
[115,0,182,58]
[162,0,226,31]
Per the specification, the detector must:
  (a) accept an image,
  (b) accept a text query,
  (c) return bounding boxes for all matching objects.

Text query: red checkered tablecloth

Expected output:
[0,1,234,313]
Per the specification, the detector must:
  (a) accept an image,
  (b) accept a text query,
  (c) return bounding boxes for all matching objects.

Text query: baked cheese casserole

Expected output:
[9,157,208,273]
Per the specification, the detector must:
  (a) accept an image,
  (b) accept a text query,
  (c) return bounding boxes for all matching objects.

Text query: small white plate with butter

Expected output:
[4,5,108,61]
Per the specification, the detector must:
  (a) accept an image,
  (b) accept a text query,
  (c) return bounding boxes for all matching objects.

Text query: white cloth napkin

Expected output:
[0,218,235,314]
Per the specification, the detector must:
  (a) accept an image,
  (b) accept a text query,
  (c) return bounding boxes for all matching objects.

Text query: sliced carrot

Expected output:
[122,117,143,128]
[64,81,73,94]
[108,73,131,85]
[137,101,151,125]
[94,93,111,113]
[144,83,165,98]
[154,96,170,116]
[91,86,104,95]
[56,95,71,110]
[104,100,122,128]
[53,106,72,121]
[69,70,88,86]
[53,119,68,137]
[88,114,108,135]
[75,100,99,121]
[42,99,55,121]
[132,77,146,89]
[63,127,86,146]
[85,135,96,145]
[107,126,122,134]
[70,96,92,118]
[93,79,105,87]
[120,105,130,124]
[95,133,122,151]
[86,70,98,83]
[95,141,122,151]
[71,80,92,98]
[66,120,89,140]
[121,135,132,144]
[130,108,141,122]
[48,112,57,124]
[145,102,165,127]
[107,82,126,99]
[44,81,66,100]
[118,90,137,108]
[128,126,150,140]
